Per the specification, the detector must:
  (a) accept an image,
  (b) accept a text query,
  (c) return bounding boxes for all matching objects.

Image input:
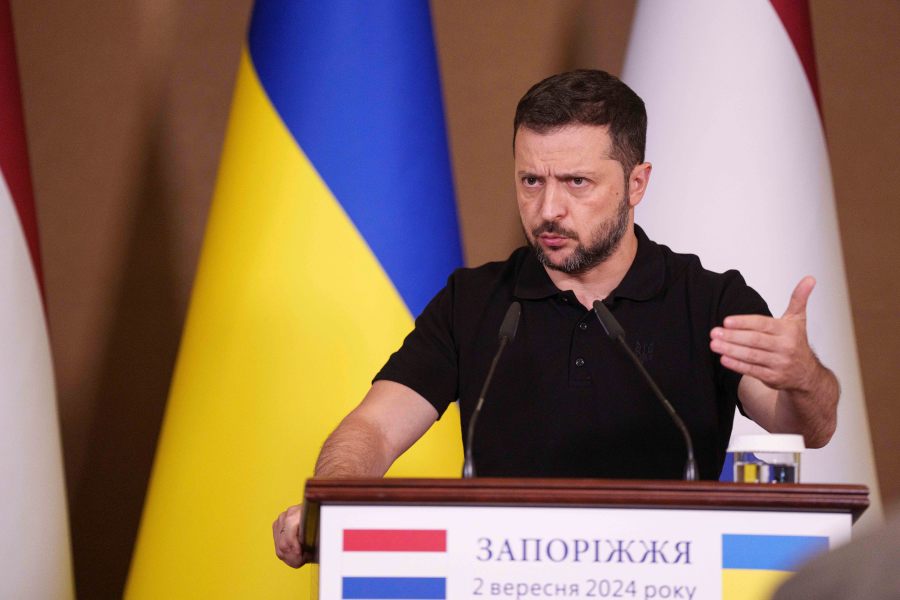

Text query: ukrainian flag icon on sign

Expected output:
[722,534,828,600]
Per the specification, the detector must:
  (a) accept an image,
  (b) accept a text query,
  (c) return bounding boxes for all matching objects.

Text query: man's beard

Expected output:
[529,192,631,275]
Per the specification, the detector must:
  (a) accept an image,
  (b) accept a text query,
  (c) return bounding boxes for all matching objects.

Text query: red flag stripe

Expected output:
[770,0,822,115]
[0,0,44,295]
[343,529,447,552]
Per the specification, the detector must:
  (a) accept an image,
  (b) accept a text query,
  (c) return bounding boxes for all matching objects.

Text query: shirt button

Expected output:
[578,322,588,331]
[575,357,585,367]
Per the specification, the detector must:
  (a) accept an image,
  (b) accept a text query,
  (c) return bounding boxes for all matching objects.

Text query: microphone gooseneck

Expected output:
[462,302,521,478]
[592,300,699,481]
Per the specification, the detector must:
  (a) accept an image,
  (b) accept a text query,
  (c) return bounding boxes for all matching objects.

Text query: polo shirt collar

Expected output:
[513,224,666,302]
[608,224,666,302]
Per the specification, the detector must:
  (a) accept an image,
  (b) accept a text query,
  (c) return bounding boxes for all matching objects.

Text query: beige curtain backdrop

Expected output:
[9,1,899,597]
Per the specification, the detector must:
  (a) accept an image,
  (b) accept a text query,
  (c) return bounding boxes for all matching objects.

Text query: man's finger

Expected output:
[710,338,779,368]
[719,354,780,383]
[722,314,778,332]
[710,327,776,351]
[782,276,815,319]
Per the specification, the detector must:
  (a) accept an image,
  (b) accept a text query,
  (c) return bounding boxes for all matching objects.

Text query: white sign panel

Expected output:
[318,505,850,599]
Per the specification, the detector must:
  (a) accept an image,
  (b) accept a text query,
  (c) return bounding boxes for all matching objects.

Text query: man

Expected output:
[273,70,838,567]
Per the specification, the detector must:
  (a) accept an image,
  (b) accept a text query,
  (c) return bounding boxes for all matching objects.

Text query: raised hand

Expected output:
[710,276,818,391]
[710,276,838,447]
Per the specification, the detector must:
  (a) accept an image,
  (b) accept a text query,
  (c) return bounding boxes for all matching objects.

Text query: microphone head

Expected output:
[592,300,625,341]
[498,301,522,341]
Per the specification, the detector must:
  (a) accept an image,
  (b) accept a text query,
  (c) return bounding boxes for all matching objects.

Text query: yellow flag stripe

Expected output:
[722,568,793,600]
[126,48,461,599]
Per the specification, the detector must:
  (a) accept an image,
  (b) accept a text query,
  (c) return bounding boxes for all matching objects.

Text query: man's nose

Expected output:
[540,182,566,221]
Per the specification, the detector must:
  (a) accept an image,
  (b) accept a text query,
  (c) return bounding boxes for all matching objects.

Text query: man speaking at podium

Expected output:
[273,70,839,567]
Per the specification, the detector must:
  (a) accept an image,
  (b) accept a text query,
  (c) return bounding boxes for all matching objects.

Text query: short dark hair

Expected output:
[513,69,647,174]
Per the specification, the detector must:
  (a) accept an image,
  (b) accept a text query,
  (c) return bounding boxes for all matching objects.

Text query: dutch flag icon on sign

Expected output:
[341,529,447,599]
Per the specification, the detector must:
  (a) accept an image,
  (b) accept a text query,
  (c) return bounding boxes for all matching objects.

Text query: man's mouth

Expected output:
[538,233,569,248]
[533,223,576,250]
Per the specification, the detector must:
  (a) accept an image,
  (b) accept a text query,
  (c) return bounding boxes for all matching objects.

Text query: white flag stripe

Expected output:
[0,172,73,598]
[622,0,881,528]
[339,552,448,575]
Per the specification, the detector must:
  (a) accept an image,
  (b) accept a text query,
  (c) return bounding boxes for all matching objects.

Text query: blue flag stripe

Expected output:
[722,534,828,571]
[247,0,463,317]
[342,577,446,599]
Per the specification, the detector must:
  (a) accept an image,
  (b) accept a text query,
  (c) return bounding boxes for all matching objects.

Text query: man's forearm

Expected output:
[314,415,393,478]
[776,361,839,448]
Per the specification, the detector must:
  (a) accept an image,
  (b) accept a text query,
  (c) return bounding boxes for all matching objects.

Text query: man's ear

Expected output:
[628,162,652,208]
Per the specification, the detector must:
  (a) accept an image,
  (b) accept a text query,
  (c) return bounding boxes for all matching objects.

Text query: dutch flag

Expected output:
[341,529,448,599]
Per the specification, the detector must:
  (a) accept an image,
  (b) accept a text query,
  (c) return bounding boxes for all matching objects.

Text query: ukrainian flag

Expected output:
[721,534,828,600]
[126,2,463,597]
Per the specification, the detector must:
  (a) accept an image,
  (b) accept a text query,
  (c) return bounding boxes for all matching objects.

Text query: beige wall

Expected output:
[10,1,899,597]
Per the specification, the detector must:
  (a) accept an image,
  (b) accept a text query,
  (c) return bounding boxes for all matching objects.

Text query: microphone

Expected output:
[462,301,521,478]
[592,300,699,481]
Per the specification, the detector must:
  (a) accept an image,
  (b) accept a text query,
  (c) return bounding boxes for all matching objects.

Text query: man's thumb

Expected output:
[783,276,816,318]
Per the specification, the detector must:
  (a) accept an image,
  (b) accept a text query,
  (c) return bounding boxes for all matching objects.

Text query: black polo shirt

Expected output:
[375,225,770,480]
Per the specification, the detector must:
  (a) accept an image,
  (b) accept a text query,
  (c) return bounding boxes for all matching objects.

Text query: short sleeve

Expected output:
[373,275,460,417]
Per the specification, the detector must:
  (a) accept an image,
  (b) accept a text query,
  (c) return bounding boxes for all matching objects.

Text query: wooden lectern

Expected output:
[303,479,867,599]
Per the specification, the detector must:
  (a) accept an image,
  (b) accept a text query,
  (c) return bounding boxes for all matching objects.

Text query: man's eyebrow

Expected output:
[556,170,599,178]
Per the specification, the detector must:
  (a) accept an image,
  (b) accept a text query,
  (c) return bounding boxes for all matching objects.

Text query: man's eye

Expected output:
[523,176,539,186]
[571,177,585,186]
